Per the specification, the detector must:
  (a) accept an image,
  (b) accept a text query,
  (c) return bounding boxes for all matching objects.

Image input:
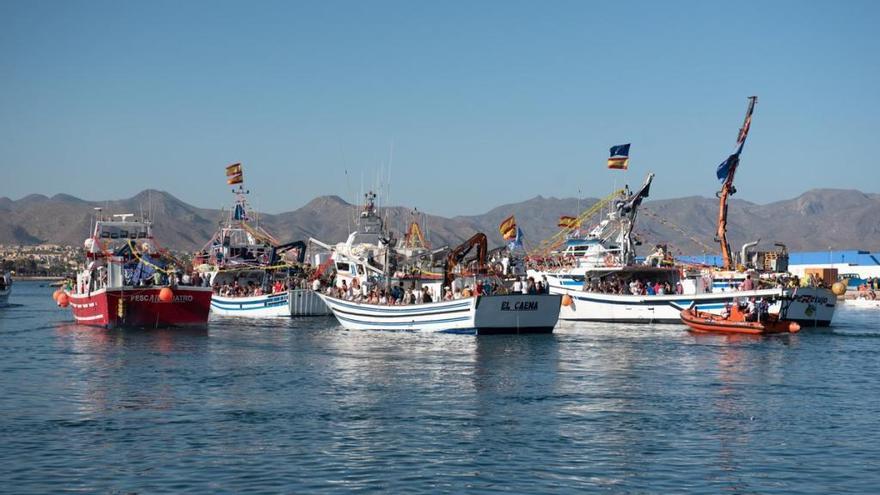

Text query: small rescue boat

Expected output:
[680,305,800,335]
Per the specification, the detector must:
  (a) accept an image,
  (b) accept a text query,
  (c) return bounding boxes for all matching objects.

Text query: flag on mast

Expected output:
[499,215,517,240]
[226,162,244,185]
[558,216,578,229]
[716,96,757,183]
[607,144,630,170]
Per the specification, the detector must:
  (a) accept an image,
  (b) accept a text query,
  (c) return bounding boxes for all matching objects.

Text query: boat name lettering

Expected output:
[794,294,829,305]
[129,294,195,303]
[501,301,538,311]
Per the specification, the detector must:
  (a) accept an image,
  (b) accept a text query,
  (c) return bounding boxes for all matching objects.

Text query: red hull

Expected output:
[680,308,800,335]
[68,286,212,329]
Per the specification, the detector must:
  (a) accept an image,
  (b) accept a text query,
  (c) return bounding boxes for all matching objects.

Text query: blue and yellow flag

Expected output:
[608,144,630,170]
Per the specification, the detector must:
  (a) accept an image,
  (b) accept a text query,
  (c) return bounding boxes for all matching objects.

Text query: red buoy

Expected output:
[57,293,70,308]
[561,294,573,307]
[158,287,174,303]
[52,289,63,301]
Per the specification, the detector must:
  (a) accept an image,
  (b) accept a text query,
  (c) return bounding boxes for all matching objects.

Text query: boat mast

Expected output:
[716,96,757,270]
[617,173,654,266]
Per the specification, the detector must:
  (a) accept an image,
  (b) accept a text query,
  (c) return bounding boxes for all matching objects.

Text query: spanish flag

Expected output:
[499,215,517,240]
[226,162,244,185]
[558,216,578,229]
[226,163,242,176]
[607,144,630,170]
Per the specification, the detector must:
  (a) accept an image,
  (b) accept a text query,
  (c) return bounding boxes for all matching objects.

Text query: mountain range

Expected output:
[1,188,879,255]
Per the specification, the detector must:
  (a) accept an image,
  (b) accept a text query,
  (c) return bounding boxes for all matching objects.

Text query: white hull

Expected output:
[289,289,332,316]
[211,289,330,317]
[540,273,835,326]
[318,293,561,334]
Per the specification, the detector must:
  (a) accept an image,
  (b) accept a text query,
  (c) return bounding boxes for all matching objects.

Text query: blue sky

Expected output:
[2,0,878,215]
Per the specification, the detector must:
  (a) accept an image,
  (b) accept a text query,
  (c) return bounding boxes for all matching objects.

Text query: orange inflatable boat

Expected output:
[680,306,800,335]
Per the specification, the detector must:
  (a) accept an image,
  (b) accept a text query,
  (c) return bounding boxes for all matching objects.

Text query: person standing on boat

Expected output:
[741,274,755,291]
[745,298,758,322]
[758,298,770,321]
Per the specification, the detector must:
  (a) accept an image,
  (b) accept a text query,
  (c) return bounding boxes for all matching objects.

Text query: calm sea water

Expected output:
[1,281,879,494]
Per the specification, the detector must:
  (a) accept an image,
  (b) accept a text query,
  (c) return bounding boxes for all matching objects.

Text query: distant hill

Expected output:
[1,188,879,255]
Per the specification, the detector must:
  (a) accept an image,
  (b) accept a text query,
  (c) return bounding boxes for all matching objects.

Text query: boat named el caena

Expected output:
[318,292,561,334]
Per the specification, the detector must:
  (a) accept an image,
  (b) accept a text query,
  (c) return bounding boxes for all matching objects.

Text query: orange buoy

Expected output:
[788,322,801,333]
[52,289,63,301]
[57,293,70,308]
[561,294,573,307]
[831,282,847,296]
[158,287,174,303]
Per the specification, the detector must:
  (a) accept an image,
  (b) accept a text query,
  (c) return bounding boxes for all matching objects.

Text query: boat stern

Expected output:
[473,294,561,335]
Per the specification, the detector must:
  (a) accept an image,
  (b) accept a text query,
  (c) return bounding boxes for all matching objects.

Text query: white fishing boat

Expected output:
[314,192,561,334]
[208,272,330,317]
[0,272,12,307]
[529,99,836,326]
[201,163,330,318]
[318,292,560,334]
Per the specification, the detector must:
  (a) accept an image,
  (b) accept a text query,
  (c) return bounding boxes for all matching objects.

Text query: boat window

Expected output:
[119,230,129,239]
[101,232,111,238]
[336,262,350,272]
[110,233,119,239]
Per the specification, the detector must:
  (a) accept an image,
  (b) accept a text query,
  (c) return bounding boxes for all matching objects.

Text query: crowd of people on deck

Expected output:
[213,276,310,297]
[210,267,319,298]
[323,278,438,305]
[582,276,684,296]
[320,275,550,306]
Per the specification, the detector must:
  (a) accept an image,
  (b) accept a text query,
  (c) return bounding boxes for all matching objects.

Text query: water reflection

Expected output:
[52,322,210,418]
[4,281,880,493]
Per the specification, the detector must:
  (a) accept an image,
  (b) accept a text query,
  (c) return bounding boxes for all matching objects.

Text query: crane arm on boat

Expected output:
[716,96,757,270]
[443,233,488,288]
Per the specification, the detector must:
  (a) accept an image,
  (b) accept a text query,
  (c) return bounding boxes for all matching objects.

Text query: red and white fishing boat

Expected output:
[60,212,212,328]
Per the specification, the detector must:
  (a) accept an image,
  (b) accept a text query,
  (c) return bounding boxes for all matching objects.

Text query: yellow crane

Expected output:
[528,188,625,258]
